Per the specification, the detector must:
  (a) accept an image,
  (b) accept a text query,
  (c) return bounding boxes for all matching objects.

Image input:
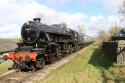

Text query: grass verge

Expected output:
[0,60,13,74]
[37,44,125,83]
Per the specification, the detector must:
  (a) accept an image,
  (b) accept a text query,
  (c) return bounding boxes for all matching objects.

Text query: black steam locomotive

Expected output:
[4,18,93,70]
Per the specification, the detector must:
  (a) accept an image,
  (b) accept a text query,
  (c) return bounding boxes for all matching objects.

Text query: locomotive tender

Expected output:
[3,18,93,70]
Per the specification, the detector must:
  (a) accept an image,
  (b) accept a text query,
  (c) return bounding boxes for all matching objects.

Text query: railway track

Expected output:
[0,45,90,83]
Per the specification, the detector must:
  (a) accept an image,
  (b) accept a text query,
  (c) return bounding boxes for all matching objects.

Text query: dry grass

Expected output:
[0,39,17,52]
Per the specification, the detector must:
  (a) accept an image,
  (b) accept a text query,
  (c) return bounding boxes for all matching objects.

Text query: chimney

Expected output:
[33,18,41,23]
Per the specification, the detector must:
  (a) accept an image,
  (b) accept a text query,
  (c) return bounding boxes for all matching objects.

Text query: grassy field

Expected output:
[38,44,125,83]
[0,39,17,52]
[0,61,13,74]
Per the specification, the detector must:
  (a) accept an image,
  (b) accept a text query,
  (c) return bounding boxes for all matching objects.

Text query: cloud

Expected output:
[42,12,86,29]
[90,15,104,24]
[0,0,124,38]
[102,0,124,12]
[43,0,86,7]
[0,24,20,38]
[83,0,124,12]
[86,14,125,37]
[44,0,124,11]
[0,0,87,38]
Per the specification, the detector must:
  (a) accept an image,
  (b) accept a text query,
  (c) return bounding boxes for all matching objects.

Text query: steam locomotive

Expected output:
[3,18,93,70]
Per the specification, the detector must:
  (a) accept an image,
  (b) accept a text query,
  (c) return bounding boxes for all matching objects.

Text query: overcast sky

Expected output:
[0,0,124,38]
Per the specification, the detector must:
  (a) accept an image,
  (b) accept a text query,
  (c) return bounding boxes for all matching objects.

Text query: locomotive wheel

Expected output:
[50,56,56,63]
[11,62,20,70]
[56,47,62,60]
[57,53,62,60]
[36,57,45,69]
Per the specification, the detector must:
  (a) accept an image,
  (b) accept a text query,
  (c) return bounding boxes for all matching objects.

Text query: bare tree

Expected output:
[97,31,111,41]
[119,0,125,26]
[119,0,125,17]
[17,38,23,43]
[109,26,122,36]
